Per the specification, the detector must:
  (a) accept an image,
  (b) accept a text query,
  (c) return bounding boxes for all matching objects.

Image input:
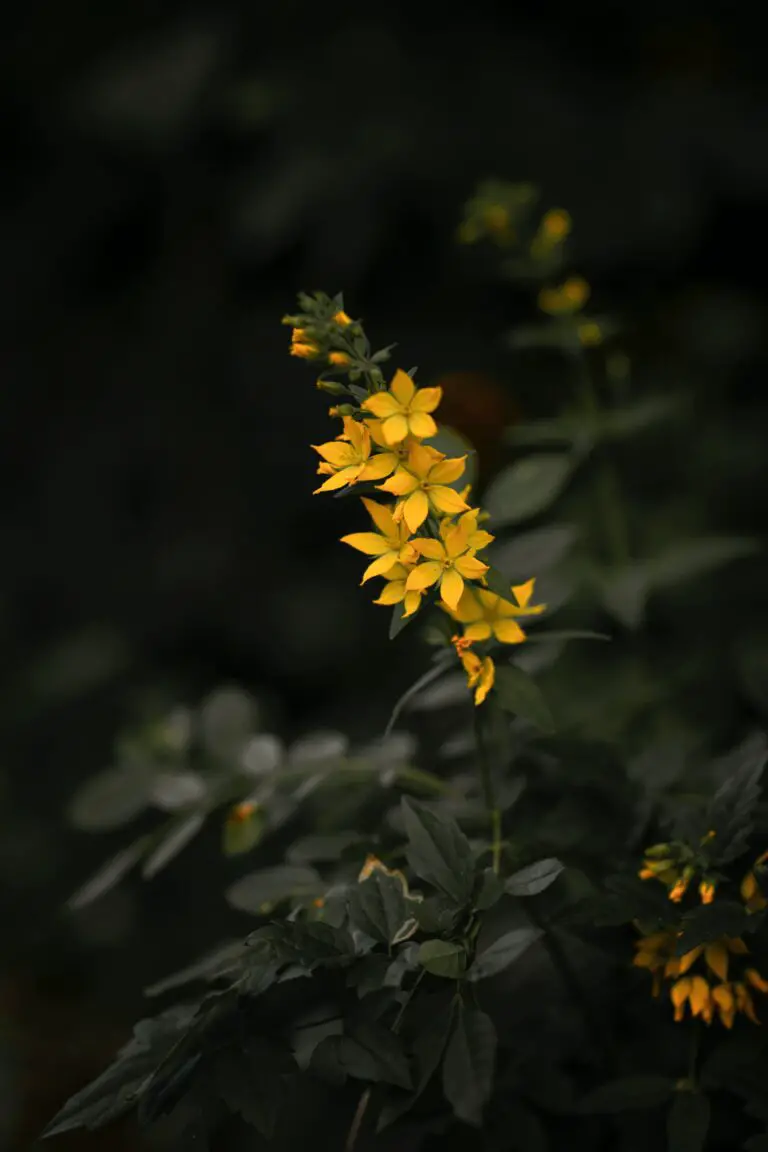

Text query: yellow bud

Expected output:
[541,208,572,241]
[578,321,602,347]
[328,351,351,367]
[483,204,510,235]
[315,379,348,396]
[333,310,353,327]
[699,880,716,905]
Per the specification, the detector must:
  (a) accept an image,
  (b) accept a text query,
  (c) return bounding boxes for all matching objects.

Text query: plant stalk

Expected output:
[474,709,502,874]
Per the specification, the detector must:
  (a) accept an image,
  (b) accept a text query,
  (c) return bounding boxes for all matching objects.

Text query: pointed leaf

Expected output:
[417,939,467,979]
[385,655,453,736]
[667,1091,710,1152]
[225,866,321,914]
[348,868,410,946]
[489,524,578,581]
[467,926,542,982]
[66,837,150,910]
[484,454,575,527]
[213,1039,288,1138]
[442,1006,496,1126]
[377,995,456,1130]
[494,665,556,733]
[68,766,152,831]
[142,812,205,878]
[647,536,759,590]
[402,798,475,905]
[505,859,563,897]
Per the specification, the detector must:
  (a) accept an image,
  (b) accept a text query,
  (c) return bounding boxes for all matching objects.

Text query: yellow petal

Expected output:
[360,453,397,481]
[374,581,405,605]
[451,586,484,624]
[341,532,391,556]
[475,657,495,705]
[412,538,446,561]
[381,414,410,445]
[403,489,430,532]
[313,441,357,467]
[670,978,692,1009]
[726,936,749,954]
[403,590,422,616]
[407,440,443,475]
[429,484,470,516]
[408,411,438,439]
[677,945,703,975]
[363,392,402,418]
[464,621,493,642]
[443,524,471,559]
[440,568,465,610]
[361,497,397,540]
[411,385,442,413]
[735,983,760,1023]
[494,619,527,644]
[512,578,536,608]
[745,968,768,993]
[313,466,362,493]
[429,456,467,485]
[469,529,496,551]
[454,553,489,580]
[705,943,729,982]
[390,369,416,406]
[378,468,419,496]
[361,553,398,583]
[405,561,442,592]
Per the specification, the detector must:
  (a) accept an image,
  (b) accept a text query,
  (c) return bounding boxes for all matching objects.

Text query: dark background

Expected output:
[2,2,767,1148]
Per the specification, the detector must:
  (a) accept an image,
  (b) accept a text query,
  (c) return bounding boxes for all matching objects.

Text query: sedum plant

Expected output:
[43,273,768,1152]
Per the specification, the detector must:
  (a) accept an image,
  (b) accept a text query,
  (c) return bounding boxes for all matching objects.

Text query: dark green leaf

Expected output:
[600,395,683,440]
[489,524,578,581]
[142,813,206,878]
[385,654,454,737]
[484,454,575,527]
[390,603,416,640]
[402,797,475,904]
[442,1006,497,1126]
[705,733,768,863]
[676,901,749,954]
[213,1039,289,1138]
[348,868,410,946]
[66,837,150,910]
[67,766,152,831]
[667,1091,710,1152]
[310,1030,410,1089]
[414,894,462,935]
[377,995,456,1130]
[580,1075,675,1113]
[347,955,393,998]
[647,536,759,590]
[505,858,563,897]
[505,416,587,447]
[494,665,556,733]
[417,939,467,978]
[599,567,648,630]
[347,1021,412,1089]
[475,868,505,910]
[467,926,542,982]
[225,866,321,914]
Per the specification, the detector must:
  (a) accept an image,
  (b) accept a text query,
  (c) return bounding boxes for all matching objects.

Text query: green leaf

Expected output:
[442,1006,497,1126]
[417,939,467,978]
[310,1030,411,1089]
[67,766,152,831]
[737,635,768,717]
[402,798,475,905]
[144,941,247,998]
[225,865,321,914]
[647,536,759,589]
[377,995,456,1130]
[286,832,363,864]
[493,665,556,733]
[484,454,575,527]
[489,524,578,581]
[705,733,768,863]
[347,1021,412,1089]
[213,1039,289,1137]
[599,567,649,630]
[467,926,542,982]
[475,868,505,910]
[384,655,454,737]
[505,416,587,447]
[676,901,750,955]
[142,812,205,878]
[222,806,266,856]
[505,858,563,897]
[667,1091,710,1152]
[580,1075,675,1113]
[425,424,478,492]
[525,629,610,644]
[66,837,150,910]
[390,604,416,640]
[600,395,683,440]
[348,868,411,946]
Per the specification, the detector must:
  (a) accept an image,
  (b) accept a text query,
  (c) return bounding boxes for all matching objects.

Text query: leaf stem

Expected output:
[473,709,502,874]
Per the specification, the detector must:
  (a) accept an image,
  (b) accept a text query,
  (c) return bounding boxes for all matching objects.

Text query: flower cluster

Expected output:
[285,294,545,705]
[633,927,768,1028]
[638,831,719,904]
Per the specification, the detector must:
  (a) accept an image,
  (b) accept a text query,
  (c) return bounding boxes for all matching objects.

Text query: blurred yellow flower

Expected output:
[578,321,603,346]
[377,442,469,532]
[406,519,489,610]
[312,417,397,493]
[341,498,418,582]
[290,328,321,359]
[362,370,443,444]
[446,578,545,644]
[328,351,351,366]
[333,310,353,327]
[538,276,591,316]
[452,637,495,705]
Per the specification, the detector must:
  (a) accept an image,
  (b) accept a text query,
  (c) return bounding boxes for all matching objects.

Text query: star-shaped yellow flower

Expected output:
[341,498,418,583]
[312,417,397,494]
[373,561,423,617]
[405,519,488,610]
[452,637,495,705]
[377,443,469,532]
[447,578,545,644]
[361,370,442,445]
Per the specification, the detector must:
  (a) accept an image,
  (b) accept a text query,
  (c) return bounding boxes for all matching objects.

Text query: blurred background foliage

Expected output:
[2,2,768,1148]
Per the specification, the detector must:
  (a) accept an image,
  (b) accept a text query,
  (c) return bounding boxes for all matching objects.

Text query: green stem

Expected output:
[474,709,502,874]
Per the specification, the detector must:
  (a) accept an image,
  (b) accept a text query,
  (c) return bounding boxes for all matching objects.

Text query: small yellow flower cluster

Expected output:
[638,831,719,905]
[633,927,768,1028]
[287,298,545,707]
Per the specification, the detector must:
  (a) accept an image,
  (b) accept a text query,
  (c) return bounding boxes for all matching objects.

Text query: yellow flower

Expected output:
[538,276,591,316]
[671,975,712,1023]
[290,328,321,359]
[746,968,768,994]
[446,578,545,645]
[328,351,351,366]
[711,982,736,1028]
[454,508,495,552]
[669,866,695,903]
[699,880,716,904]
[373,561,423,618]
[377,442,469,532]
[405,520,489,610]
[578,321,603,347]
[541,208,571,241]
[341,498,418,582]
[452,638,495,705]
[361,369,443,445]
[333,310,353,327]
[312,417,397,494]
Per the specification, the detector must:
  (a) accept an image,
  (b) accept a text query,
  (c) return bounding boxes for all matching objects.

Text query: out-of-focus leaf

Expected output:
[142,813,205,878]
[675,902,750,955]
[402,798,475,905]
[667,1090,710,1152]
[149,771,207,811]
[288,731,349,764]
[646,537,759,589]
[417,939,467,978]
[466,926,541,982]
[67,837,150,910]
[488,524,578,581]
[287,832,363,865]
[377,994,456,1130]
[24,626,131,706]
[408,672,468,712]
[68,766,153,832]
[484,454,576,527]
[385,654,454,735]
[200,688,257,758]
[599,567,648,630]
[442,1006,496,1126]
[145,941,246,997]
[505,859,563,897]
[226,866,321,914]
[737,635,768,717]
[240,734,284,778]
[494,665,556,733]
[599,395,683,440]
[390,604,417,640]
